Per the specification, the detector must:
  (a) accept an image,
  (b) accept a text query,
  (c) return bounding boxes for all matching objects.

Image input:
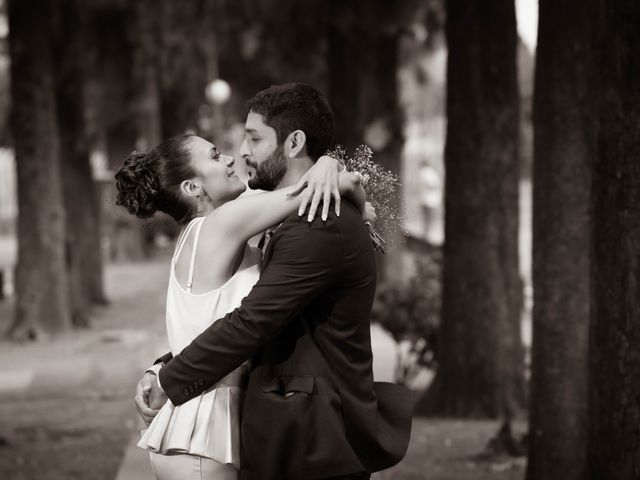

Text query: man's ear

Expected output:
[285,130,307,158]
[180,178,202,198]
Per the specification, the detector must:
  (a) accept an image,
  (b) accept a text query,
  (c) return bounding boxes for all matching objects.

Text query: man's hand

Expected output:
[135,372,161,426]
[362,201,377,224]
[148,376,169,410]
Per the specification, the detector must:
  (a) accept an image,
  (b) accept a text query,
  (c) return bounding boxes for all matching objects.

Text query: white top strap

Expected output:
[174,217,201,262]
[186,217,205,292]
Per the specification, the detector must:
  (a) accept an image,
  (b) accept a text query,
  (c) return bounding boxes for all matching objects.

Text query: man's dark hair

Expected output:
[247,83,335,160]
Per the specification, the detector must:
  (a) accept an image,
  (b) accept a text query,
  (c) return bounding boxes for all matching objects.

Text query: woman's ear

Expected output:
[285,130,307,158]
[180,179,202,198]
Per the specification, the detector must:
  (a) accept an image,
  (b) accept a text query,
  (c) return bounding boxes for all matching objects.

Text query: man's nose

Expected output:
[239,137,250,158]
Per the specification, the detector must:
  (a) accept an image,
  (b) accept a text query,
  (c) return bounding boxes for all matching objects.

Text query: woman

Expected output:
[115,134,369,480]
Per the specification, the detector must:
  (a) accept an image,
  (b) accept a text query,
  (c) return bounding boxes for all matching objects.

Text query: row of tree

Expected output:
[415,0,639,478]
[6,0,418,338]
[8,0,105,340]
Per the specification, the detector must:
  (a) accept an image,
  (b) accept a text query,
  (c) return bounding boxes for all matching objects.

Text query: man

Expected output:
[136,83,412,479]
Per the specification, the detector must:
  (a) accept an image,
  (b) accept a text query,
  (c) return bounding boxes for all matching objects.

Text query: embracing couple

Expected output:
[116,83,412,480]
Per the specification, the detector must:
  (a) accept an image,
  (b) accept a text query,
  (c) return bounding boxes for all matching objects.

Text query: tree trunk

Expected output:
[327,0,368,150]
[128,0,162,151]
[327,0,405,279]
[416,0,525,417]
[159,0,211,138]
[6,0,70,340]
[589,0,640,477]
[525,1,593,478]
[52,0,106,327]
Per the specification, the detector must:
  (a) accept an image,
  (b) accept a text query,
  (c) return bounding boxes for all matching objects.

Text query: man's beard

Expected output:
[247,145,287,191]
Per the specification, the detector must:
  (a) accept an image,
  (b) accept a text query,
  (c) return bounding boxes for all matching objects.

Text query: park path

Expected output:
[0,259,170,480]
[0,257,524,480]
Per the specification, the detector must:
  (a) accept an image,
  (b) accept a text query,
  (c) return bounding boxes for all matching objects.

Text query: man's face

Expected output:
[240,111,287,191]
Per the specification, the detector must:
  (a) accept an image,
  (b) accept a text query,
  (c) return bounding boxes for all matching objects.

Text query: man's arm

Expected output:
[154,352,173,366]
[158,217,344,406]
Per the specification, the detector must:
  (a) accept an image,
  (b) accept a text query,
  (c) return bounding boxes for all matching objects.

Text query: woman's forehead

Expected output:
[188,135,214,152]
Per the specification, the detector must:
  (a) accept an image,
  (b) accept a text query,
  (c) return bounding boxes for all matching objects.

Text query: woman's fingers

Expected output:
[298,187,312,216]
[333,187,341,216]
[363,201,377,223]
[321,185,332,221]
[307,187,324,222]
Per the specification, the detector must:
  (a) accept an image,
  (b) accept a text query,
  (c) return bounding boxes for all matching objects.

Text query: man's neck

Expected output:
[275,156,314,189]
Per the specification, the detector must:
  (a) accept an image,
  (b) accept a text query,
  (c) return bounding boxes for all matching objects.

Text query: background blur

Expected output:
[1,0,639,479]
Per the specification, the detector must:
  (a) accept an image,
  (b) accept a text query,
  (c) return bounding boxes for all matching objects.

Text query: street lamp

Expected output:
[204,79,231,144]
[205,79,231,106]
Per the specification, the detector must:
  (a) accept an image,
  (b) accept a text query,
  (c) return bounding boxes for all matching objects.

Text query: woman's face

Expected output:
[187,136,246,206]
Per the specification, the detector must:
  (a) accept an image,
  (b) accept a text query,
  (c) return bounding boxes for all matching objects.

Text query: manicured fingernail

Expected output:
[298,209,303,216]
[308,215,313,222]
[322,215,327,221]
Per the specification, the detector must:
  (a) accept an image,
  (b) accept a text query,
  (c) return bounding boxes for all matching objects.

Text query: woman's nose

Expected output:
[221,155,234,167]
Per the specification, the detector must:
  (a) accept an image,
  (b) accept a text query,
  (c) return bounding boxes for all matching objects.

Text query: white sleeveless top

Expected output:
[138,217,261,467]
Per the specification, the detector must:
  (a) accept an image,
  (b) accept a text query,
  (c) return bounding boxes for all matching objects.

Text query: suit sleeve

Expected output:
[155,352,173,365]
[159,218,344,405]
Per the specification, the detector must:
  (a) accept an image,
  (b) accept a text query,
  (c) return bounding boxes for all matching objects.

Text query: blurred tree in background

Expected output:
[526,0,592,478]
[217,0,328,122]
[417,0,525,418]
[53,0,106,327]
[128,0,162,151]
[7,0,71,339]
[159,0,215,138]
[589,0,640,476]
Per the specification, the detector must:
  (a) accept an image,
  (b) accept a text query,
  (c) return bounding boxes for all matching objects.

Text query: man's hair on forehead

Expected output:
[247,83,335,161]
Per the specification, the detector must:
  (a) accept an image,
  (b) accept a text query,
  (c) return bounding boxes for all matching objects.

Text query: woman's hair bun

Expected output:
[115,152,160,219]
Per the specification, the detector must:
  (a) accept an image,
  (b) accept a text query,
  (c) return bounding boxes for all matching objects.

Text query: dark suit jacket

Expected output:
[158,201,413,480]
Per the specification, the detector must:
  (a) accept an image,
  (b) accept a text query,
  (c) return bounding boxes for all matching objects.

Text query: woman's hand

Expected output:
[338,172,367,214]
[362,201,377,224]
[289,155,341,221]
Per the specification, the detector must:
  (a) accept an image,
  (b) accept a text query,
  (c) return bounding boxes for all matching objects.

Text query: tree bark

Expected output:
[52,0,106,327]
[526,1,593,478]
[327,0,406,279]
[7,0,70,340]
[589,0,640,477]
[159,0,211,138]
[327,0,368,150]
[128,0,162,151]
[328,0,405,160]
[416,0,525,417]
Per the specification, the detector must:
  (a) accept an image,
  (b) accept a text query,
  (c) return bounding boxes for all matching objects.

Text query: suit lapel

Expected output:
[261,236,275,273]
[260,223,283,273]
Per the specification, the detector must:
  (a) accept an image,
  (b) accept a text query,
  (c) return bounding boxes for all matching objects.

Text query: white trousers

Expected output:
[149,451,239,480]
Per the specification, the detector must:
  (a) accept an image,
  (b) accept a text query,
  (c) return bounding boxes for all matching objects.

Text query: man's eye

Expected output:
[250,138,259,144]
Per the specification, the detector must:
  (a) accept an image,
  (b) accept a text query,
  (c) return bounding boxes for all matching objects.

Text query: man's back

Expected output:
[241,202,411,479]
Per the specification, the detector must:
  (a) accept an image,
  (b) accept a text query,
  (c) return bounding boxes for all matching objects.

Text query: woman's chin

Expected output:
[229,183,247,200]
